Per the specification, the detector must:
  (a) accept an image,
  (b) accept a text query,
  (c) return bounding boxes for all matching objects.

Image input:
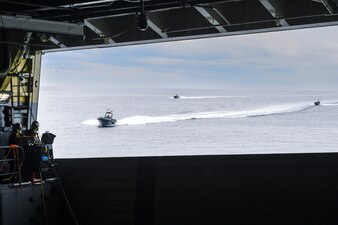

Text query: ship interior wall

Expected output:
[55,153,338,225]
[0,179,70,225]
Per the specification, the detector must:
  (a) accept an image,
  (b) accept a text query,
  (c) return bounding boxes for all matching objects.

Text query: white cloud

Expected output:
[136,57,188,65]
[41,26,338,91]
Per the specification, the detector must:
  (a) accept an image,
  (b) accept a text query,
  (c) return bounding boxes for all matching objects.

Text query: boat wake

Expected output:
[82,102,316,126]
[82,119,99,126]
[321,102,338,106]
[173,96,239,99]
[116,102,312,125]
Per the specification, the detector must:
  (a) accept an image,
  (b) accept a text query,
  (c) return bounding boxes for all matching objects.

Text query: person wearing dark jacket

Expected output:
[5,123,23,182]
[8,123,23,146]
[27,120,40,142]
[26,120,42,183]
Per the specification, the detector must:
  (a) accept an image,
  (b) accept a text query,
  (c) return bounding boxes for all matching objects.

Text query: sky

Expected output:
[40,25,338,93]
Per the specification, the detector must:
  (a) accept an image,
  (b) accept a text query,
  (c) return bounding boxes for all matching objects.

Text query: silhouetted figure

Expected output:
[27,120,40,142]
[26,120,42,183]
[5,123,23,182]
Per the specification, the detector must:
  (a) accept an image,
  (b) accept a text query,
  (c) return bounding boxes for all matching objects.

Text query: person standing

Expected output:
[5,123,23,182]
[27,120,40,142]
[26,120,42,183]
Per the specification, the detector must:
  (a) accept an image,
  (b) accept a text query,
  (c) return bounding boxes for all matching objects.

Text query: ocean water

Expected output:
[37,88,338,158]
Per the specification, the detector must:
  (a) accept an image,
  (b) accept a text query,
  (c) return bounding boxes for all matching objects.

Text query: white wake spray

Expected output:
[117,103,312,125]
[82,119,99,125]
[81,102,315,126]
[321,103,338,106]
[173,96,234,99]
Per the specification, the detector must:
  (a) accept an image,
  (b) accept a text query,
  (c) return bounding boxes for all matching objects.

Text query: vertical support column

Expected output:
[29,51,42,125]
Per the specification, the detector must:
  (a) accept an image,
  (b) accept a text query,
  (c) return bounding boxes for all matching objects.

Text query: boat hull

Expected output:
[97,117,117,127]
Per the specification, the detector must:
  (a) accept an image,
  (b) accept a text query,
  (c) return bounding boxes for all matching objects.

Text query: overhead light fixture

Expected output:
[138,13,148,31]
[137,0,148,31]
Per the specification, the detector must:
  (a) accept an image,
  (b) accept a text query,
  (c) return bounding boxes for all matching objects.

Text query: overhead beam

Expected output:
[259,0,289,26]
[43,19,338,53]
[84,20,115,44]
[147,19,168,38]
[0,15,83,36]
[320,0,334,14]
[194,6,227,33]
[312,0,335,14]
[213,8,231,26]
[49,37,66,48]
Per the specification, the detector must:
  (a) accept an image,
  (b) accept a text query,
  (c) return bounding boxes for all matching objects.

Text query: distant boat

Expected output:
[97,109,117,127]
[173,94,180,99]
[314,101,320,106]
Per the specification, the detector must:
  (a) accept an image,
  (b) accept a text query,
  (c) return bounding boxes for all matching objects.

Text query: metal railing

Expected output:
[0,145,25,183]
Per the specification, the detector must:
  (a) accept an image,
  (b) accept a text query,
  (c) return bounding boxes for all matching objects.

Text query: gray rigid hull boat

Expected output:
[314,101,320,106]
[97,110,117,127]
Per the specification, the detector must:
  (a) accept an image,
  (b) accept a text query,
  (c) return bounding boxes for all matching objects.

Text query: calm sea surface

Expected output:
[37,88,338,158]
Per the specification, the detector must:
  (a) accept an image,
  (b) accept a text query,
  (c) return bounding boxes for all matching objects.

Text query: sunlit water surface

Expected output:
[38,88,338,158]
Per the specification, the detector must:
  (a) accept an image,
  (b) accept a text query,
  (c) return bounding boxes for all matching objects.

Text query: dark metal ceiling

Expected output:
[1,0,338,52]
